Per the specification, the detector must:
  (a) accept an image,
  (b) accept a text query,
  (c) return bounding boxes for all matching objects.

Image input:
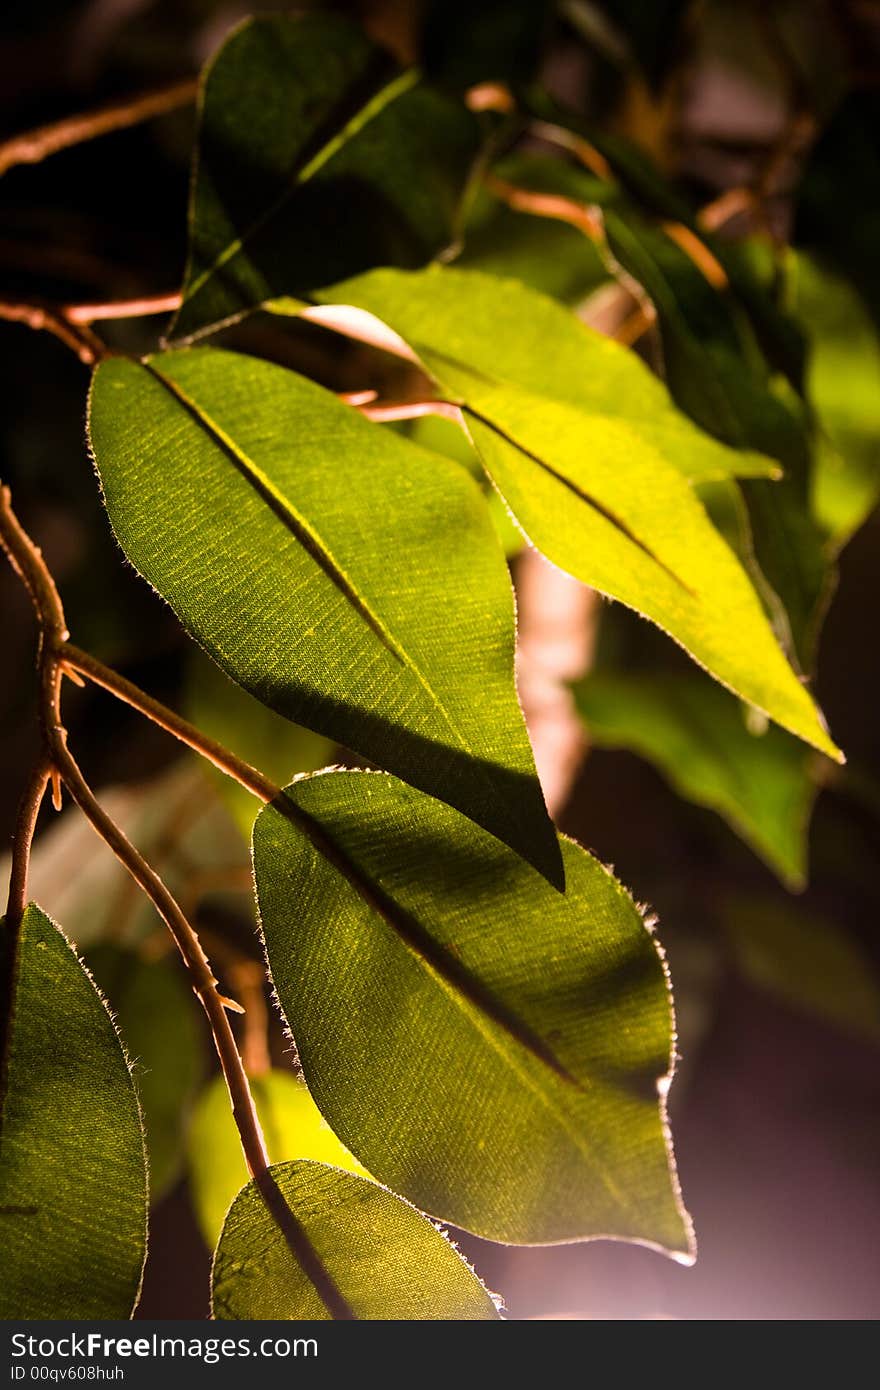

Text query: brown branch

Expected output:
[61,644,279,804]
[64,292,182,325]
[0,487,355,1317]
[0,78,198,178]
[484,175,657,346]
[0,299,106,364]
[5,761,50,930]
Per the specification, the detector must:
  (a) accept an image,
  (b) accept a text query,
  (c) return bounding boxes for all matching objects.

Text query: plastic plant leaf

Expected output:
[0,904,147,1318]
[172,13,482,342]
[211,1160,501,1320]
[253,769,693,1254]
[312,266,840,760]
[88,347,561,887]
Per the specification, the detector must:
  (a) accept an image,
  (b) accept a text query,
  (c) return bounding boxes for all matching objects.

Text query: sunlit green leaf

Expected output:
[721,893,880,1045]
[314,266,840,760]
[87,943,203,1201]
[89,347,560,886]
[187,1070,366,1247]
[172,13,481,342]
[794,253,880,547]
[0,904,147,1318]
[253,769,692,1252]
[574,670,819,887]
[211,1160,501,1320]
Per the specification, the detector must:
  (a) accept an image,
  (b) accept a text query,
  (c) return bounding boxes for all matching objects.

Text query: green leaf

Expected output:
[794,253,880,547]
[473,154,828,666]
[253,770,692,1252]
[574,670,819,888]
[721,893,880,1045]
[315,266,840,760]
[187,1070,367,1248]
[211,1159,501,1320]
[86,943,203,1201]
[88,347,561,887]
[172,14,481,343]
[0,904,147,1318]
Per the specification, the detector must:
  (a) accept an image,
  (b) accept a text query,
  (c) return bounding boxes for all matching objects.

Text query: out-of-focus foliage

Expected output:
[187,1070,367,1248]
[574,671,818,887]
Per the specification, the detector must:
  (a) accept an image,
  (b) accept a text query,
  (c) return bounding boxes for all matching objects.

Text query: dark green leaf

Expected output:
[574,670,819,888]
[796,89,880,340]
[89,348,560,886]
[187,1070,367,1247]
[0,905,147,1318]
[314,266,840,760]
[172,14,481,342]
[87,943,203,1201]
[253,770,692,1252]
[211,1160,501,1320]
[583,0,693,89]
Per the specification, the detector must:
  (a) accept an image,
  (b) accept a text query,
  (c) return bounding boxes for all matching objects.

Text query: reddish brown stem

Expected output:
[61,644,279,804]
[0,299,106,364]
[5,761,50,929]
[0,78,198,178]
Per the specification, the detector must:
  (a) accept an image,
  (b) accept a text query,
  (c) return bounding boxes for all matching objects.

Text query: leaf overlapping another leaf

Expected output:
[253,770,692,1253]
[310,266,840,761]
[88,348,561,885]
[211,1160,501,1320]
[172,13,482,342]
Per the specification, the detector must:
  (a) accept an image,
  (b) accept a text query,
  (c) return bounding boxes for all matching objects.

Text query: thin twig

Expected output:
[0,486,354,1317]
[0,78,198,178]
[0,299,106,364]
[62,644,278,804]
[64,292,182,325]
[5,761,50,929]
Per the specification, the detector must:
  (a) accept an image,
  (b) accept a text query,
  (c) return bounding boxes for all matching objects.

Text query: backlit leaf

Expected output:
[253,769,692,1252]
[313,266,840,760]
[88,347,561,886]
[0,904,147,1318]
[211,1160,501,1320]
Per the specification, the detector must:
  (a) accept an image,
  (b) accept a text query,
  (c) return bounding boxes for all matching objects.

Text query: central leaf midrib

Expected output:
[144,361,478,761]
[404,339,699,595]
